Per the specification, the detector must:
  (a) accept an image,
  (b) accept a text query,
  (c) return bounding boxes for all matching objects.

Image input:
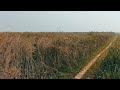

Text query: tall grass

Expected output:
[94,35,120,79]
[0,32,115,79]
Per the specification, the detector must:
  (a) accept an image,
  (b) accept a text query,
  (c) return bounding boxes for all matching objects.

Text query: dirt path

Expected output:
[74,35,117,79]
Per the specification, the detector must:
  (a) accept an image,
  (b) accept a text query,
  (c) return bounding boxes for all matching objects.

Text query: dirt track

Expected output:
[74,35,117,79]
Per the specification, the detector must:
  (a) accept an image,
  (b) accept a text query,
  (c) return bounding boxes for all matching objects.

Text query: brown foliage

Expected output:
[0,32,115,79]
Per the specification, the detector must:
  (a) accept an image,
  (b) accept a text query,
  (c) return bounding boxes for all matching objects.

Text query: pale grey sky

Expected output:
[0,11,120,32]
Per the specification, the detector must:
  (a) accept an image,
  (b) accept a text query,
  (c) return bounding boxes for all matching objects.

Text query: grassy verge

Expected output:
[74,35,116,79]
[61,35,116,79]
[82,34,120,79]
[92,35,120,79]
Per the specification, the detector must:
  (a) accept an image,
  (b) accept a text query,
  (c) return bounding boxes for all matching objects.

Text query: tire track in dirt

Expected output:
[74,35,117,79]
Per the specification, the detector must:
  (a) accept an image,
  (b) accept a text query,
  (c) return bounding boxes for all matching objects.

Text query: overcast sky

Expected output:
[0,11,120,32]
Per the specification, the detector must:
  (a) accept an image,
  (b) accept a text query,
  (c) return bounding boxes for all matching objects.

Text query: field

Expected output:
[93,34,120,79]
[0,32,115,79]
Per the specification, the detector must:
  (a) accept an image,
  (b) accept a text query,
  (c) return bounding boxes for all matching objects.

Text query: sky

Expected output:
[0,11,120,32]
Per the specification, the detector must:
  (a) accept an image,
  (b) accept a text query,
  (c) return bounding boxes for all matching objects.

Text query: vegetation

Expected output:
[93,34,120,79]
[0,32,115,79]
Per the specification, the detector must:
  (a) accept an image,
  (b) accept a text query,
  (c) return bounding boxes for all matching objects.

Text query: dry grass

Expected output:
[0,32,115,79]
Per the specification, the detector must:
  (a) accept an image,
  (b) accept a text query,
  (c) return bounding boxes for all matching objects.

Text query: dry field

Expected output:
[0,32,115,79]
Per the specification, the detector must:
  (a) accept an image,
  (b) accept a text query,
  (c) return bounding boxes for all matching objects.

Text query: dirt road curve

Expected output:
[74,35,117,79]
